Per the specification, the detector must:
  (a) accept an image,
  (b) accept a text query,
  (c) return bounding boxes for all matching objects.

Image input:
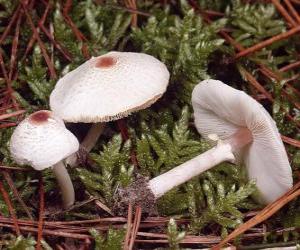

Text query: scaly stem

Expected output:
[52,161,75,208]
[148,143,235,198]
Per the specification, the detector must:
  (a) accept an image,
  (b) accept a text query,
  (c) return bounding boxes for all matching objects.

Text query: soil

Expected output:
[113,174,157,217]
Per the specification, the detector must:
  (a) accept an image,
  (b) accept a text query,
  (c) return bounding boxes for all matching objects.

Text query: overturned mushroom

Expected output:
[9,110,79,208]
[50,51,169,166]
[114,80,293,214]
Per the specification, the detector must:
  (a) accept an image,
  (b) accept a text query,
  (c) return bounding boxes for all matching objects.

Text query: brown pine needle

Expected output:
[235,26,300,59]
[22,3,57,79]
[0,166,30,171]
[124,0,138,27]
[2,171,33,220]
[0,223,91,240]
[279,61,300,72]
[212,182,300,249]
[284,0,300,23]
[128,206,142,250]
[9,13,22,81]
[272,0,298,27]
[0,110,25,121]
[281,135,300,148]
[124,203,133,249]
[0,181,20,235]
[0,5,21,45]
[240,68,274,101]
[36,176,45,250]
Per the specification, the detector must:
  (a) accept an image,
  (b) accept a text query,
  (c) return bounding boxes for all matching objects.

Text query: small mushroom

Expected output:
[114,80,293,214]
[9,110,79,208]
[50,51,170,166]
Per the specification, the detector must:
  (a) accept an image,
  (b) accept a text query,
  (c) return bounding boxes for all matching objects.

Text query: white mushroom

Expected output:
[115,80,293,214]
[50,51,170,166]
[150,80,293,204]
[9,110,79,208]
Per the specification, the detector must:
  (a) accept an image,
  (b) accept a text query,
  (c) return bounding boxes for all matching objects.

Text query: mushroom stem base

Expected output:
[52,162,75,209]
[113,175,157,216]
[149,143,235,199]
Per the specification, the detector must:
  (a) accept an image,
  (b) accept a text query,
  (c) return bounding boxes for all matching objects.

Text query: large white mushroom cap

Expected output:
[50,51,170,123]
[10,110,79,171]
[192,79,293,204]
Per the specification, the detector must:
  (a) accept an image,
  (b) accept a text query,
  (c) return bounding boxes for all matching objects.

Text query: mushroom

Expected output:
[114,80,293,214]
[50,51,170,166]
[9,110,79,208]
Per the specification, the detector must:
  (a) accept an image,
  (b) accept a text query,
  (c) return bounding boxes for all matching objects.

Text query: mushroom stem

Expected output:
[65,123,105,166]
[81,122,105,152]
[149,127,253,198]
[149,143,235,198]
[114,128,255,215]
[52,161,75,209]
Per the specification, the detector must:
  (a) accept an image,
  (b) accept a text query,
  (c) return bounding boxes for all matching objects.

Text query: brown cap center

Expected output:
[95,56,117,68]
[29,111,51,124]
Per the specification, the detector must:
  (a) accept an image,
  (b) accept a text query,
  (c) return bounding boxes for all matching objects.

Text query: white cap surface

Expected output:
[192,79,293,204]
[10,110,79,170]
[50,51,170,123]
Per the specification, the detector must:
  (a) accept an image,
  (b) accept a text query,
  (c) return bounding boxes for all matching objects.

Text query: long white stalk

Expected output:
[148,143,235,198]
[65,122,105,166]
[81,122,105,152]
[52,161,75,208]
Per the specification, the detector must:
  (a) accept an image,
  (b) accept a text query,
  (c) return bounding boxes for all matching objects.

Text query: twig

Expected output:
[23,0,51,59]
[279,60,300,72]
[8,12,22,82]
[203,10,224,17]
[48,198,96,216]
[124,0,137,27]
[36,175,45,250]
[117,119,129,141]
[0,5,21,45]
[239,68,273,101]
[0,181,20,235]
[239,241,300,250]
[271,0,298,27]
[286,83,300,97]
[281,135,300,148]
[128,206,142,250]
[0,48,11,86]
[94,199,113,216]
[135,234,221,244]
[0,110,25,121]
[124,203,133,249]
[22,3,57,79]
[283,0,300,23]
[39,23,73,61]
[117,119,139,167]
[0,123,17,128]
[235,26,300,59]
[62,0,90,59]
[0,166,30,171]
[2,171,33,220]
[0,223,91,240]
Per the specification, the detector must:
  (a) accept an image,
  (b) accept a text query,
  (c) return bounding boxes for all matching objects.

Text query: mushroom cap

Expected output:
[50,51,170,123]
[9,110,79,171]
[192,79,293,204]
